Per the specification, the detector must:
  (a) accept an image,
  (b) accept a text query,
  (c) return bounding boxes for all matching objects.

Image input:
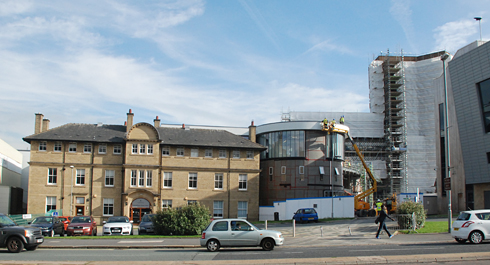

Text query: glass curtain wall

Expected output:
[259,131,305,159]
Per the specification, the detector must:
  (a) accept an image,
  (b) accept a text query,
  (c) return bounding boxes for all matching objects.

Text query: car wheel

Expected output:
[261,238,275,251]
[455,238,467,244]
[469,231,483,244]
[7,237,24,253]
[25,245,38,251]
[50,230,55,237]
[206,239,220,252]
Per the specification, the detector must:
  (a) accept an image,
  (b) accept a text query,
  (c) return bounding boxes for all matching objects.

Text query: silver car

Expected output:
[102,216,133,236]
[452,209,490,244]
[200,219,284,251]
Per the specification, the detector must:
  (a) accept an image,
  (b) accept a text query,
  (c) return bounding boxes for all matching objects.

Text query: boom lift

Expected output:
[321,121,377,216]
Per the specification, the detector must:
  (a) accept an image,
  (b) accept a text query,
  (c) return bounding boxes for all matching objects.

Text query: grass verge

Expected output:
[398,221,450,234]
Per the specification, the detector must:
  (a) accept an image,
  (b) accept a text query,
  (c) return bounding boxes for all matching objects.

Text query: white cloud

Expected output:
[434,19,478,53]
[390,0,417,54]
[0,0,33,17]
[303,39,354,55]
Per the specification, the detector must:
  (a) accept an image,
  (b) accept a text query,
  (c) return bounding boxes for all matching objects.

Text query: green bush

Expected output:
[395,201,426,229]
[153,203,211,235]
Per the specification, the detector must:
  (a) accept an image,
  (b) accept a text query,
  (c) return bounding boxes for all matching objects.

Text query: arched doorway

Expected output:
[130,198,152,224]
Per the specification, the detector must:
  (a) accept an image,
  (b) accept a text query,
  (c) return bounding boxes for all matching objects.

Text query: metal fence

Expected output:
[9,210,64,226]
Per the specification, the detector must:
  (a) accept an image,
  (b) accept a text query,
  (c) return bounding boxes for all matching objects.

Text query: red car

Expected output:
[58,216,72,231]
[65,216,97,236]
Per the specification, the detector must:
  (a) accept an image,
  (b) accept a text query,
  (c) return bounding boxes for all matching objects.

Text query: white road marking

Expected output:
[350,247,444,252]
[117,240,164,243]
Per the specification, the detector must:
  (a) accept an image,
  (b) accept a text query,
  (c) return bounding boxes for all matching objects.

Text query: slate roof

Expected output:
[23,123,265,150]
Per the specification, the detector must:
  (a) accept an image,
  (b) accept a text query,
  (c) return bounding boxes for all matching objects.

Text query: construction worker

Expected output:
[331,119,336,127]
[340,116,345,124]
[323,118,328,125]
[376,199,383,215]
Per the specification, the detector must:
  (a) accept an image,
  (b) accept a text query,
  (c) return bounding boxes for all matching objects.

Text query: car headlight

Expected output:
[83,227,91,230]
[41,227,49,230]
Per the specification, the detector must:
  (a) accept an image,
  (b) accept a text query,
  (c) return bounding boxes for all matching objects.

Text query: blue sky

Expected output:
[0,0,487,150]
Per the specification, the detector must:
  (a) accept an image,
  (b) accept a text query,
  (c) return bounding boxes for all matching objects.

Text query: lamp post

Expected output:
[441,53,451,233]
[474,17,482,41]
[70,165,74,216]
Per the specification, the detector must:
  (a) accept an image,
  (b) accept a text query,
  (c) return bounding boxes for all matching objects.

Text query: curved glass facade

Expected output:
[258,130,345,160]
[258,131,305,159]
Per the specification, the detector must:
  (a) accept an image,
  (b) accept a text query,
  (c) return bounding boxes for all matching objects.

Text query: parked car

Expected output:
[293,208,319,223]
[200,219,284,252]
[58,216,72,231]
[102,216,133,235]
[66,216,97,236]
[138,214,156,235]
[28,216,64,237]
[452,209,490,244]
[0,213,44,253]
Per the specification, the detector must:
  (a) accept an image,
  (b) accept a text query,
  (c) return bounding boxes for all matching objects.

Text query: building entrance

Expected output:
[130,198,151,223]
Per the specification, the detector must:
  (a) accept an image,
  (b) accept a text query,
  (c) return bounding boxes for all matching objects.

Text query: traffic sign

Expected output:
[444,178,451,191]
[52,211,59,216]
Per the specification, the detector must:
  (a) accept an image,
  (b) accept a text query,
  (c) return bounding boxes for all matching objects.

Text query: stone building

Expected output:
[23,110,265,223]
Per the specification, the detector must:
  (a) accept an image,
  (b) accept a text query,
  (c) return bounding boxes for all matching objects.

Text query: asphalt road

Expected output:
[1,241,489,262]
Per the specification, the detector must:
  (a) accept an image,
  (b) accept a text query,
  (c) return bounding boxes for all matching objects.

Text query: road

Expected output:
[1,241,489,263]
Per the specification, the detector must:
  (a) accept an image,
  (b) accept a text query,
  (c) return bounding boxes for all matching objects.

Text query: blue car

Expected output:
[293,208,318,223]
[28,216,64,237]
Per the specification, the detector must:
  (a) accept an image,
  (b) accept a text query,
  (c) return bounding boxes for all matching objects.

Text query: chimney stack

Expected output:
[248,120,256,143]
[42,119,50,132]
[34,113,44,134]
[154,116,160,128]
[126,109,134,133]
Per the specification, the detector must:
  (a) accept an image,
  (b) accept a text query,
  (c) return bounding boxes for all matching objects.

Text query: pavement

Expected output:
[16,217,490,264]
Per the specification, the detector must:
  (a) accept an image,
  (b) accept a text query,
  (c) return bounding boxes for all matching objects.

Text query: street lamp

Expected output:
[70,165,74,216]
[474,17,482,41]
[441,53,451,233]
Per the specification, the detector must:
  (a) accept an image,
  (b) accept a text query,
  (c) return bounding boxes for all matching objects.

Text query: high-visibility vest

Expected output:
[376,202,383,211]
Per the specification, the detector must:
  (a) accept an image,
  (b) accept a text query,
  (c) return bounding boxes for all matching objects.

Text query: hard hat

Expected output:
[377,199,380,202]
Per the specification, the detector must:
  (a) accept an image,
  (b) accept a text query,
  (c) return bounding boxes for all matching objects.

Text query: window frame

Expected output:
[238,174,247,191]
[69,143,77,153]
[103,198,114,216]
[146,170,153,187]
[47,168,57,185]
[105,169,115,187]
[46,196,56,213]
[238,201,248,219]
[162,146,170,156]
[219,149,226,158]
[177,147,185,157]
[113,144,122,155]
[147,144,153,154]
[132,144,138,154]
[191,148,199,157]
[98,144,107,154]
[138,170,145,187]
[130,170,137,187]
[83,143,92,153]
[163,172,172,188]
[162,199,172,209]
[188,173,198,189]
[214,173,223,190]
[54,142,62,152]
[39,141,47,151]
[246,151,254,159]
[205,149,213,158]
[139,144,146,154]
[233,150,240,159]
[75,169,85,186]
[213,201,224,218]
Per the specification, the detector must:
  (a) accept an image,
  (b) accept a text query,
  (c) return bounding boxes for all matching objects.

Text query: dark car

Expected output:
[293,208,319,223]
[29,216,64,237]
[66,216,97,236]
[138,214,156,235]
[0,213,44,253]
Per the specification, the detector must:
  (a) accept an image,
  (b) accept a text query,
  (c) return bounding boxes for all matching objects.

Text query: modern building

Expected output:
[0,138,24,214]
[440,40,490,211]
[23,110,265,223]
[369,50,448,197]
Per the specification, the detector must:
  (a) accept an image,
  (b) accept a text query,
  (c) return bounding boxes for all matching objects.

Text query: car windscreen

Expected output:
[475,212,490,220]
[71,217,91,223]
[141,215,155,222]
[304,209,316,214]
[107,217,128,223]
[32,217,53,224]
[0,215,17,226]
